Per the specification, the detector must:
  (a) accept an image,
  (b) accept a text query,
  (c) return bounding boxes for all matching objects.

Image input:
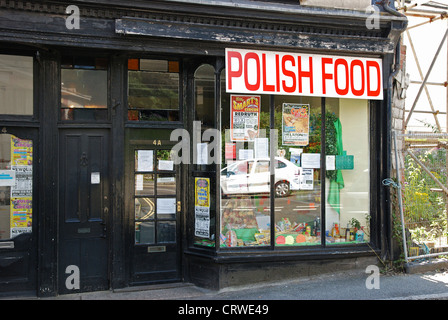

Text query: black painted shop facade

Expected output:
[0,1,407,297]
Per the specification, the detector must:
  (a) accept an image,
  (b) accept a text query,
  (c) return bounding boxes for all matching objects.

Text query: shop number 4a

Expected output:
[153,140,162,146]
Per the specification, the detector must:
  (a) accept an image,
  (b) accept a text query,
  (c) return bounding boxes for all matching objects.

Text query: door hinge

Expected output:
[177,201,181,212]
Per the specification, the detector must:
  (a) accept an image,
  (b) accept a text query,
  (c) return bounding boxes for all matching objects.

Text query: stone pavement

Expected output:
[20,266,448,301]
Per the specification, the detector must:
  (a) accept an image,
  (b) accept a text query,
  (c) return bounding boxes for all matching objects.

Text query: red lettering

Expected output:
[244,52,261,91]
[262,54,275,92]
[350,60,365,96]
[227,51,242,90]
[321,58,333,94]
[366,60,381,97]
[276,54,280,92]
[298,56,313,94]
[282,55,296,93]
[334,59,349,96]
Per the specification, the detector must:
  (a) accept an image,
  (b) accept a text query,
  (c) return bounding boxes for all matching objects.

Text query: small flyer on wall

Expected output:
[282,103,310,146]
[195,178,210,238]
[230,95,260,141]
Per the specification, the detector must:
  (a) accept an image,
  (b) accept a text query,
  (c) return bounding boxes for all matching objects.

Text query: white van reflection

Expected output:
[221,157,301,197]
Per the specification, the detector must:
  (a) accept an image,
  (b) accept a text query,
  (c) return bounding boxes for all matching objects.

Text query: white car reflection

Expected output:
[221,157,301,197]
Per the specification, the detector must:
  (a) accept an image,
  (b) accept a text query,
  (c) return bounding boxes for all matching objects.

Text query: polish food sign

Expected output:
[225,48,383,100]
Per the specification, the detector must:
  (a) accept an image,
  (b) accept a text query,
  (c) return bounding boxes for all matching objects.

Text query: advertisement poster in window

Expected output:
[10,197,32,238]
[11,137,33,166]
[10,136,33,238]
[195,177,210,238]
[230,95,260,142]
[282,103,310,146]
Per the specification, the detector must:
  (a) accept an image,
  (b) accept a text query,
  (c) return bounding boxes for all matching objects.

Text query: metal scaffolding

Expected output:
[398,0,448,132]
[392,1,448,263]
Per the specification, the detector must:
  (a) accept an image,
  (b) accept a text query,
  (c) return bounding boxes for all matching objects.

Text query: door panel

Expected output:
[128,133,181,286]
[58,129,110,294]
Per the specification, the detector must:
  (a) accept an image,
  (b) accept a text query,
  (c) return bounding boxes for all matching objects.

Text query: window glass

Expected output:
[195,64,215,129]
[0,54,33,115]
[128,59,180,121]
[274,96,322,246]
[220,69,271,248]
[134,148,178,245]
[61,56,108,121]
[325,98,370,244]
[0,134,33,240]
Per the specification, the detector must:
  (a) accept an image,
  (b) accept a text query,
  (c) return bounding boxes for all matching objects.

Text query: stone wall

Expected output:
[300,0,371,10]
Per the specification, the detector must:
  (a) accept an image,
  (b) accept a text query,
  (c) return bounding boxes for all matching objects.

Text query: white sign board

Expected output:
[225,48,383,100]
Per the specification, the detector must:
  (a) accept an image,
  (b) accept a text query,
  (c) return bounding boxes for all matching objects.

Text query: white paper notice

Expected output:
[91,172,100,184]
[302,153,320,168]
[137,150,153,171]
[157,198,176,214]
[158,160,174,171]
[195,206,210,238]
[197,143,208,165]
[300,168,314,190]
[136,174,143,191]
[326,155,336,170]
[254,138,269,158]
[0,170,15,187]
[239,149,253,160]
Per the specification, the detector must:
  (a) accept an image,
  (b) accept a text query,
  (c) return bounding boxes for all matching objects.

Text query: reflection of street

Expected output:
[275,192,320,224]
[222,190,321,226]
[135,198,154,222]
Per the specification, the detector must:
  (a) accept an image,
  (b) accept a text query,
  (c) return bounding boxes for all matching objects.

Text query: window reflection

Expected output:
[128,59,180,121]
[0,54,33,115]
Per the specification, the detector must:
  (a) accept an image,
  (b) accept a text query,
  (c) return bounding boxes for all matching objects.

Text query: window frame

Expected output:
[126,57,183,127]
[59,55,110,123]
[0,52,37,121]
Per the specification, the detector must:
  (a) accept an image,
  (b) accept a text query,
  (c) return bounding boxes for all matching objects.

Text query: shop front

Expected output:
[0,0,407,297]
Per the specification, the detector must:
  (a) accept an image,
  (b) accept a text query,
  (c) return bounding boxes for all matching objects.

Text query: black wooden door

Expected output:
[58,129,110,294]
[128,136,181,285]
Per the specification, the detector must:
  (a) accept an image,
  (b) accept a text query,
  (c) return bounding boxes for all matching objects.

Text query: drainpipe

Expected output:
[380,0,407,262]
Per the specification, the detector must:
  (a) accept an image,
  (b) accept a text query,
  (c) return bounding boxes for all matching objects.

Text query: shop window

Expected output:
[192,64,217,248]
[273,96,322,246]
[0,54,33,116]
[220,69,272,247]
[195,64,215,129]
[325,98,370,244]
[0,134,33,240]
[60,56,108,121]
[219,68,371,248]
[128,59,180,122]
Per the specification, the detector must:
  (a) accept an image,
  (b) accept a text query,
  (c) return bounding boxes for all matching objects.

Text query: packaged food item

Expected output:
[276,235,286,245]
[226,230,237,247]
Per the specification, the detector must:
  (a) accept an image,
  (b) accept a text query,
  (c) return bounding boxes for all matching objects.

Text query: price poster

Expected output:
[230,95,260,141]
[195,178,210,238]
[11,136,33,166]
[10,136,33,238]
[282,103,310,146]
[10,197,32,237]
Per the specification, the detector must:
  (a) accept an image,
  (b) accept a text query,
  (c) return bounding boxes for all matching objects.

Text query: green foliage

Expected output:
[403,148,448,243]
